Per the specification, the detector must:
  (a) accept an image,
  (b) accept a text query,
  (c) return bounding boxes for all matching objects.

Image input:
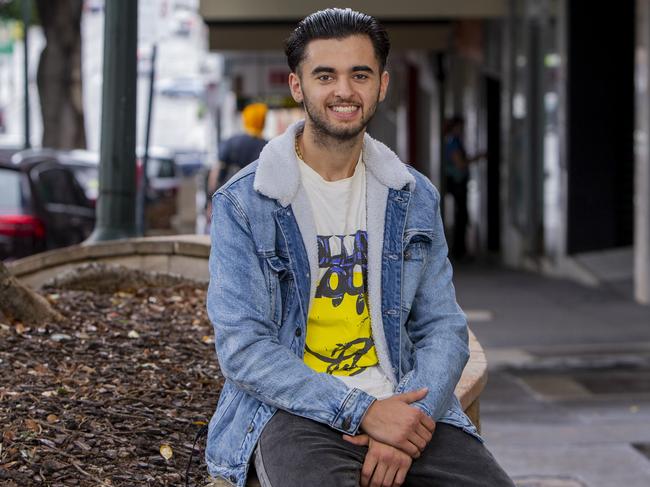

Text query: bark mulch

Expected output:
[0,282,223,486]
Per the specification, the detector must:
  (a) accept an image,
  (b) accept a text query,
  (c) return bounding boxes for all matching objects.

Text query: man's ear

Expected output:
[378,70,390,102]
[288,72,303,103]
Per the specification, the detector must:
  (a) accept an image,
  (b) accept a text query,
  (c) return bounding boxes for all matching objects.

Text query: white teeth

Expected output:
[331,106,358,113]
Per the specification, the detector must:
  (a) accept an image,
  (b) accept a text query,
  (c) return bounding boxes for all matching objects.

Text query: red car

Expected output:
[0,159,95,261]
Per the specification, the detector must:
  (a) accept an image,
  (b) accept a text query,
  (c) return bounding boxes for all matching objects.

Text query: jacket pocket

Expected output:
[264,255,294,326]
[401,229,434,315]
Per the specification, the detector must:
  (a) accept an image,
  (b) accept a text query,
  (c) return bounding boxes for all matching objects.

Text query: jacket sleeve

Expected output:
[207,191,375,434]
[394,185,469,420]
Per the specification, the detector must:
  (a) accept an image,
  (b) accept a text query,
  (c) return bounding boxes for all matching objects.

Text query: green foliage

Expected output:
[0,0,40,25]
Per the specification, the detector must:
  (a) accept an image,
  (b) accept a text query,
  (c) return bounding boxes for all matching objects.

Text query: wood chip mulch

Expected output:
[0,283,223,486]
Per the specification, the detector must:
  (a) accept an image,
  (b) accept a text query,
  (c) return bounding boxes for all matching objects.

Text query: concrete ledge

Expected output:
[8,235,211,286]
[8,236,487,487]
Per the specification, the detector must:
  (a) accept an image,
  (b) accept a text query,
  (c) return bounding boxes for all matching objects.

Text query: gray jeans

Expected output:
[253,410,514,487]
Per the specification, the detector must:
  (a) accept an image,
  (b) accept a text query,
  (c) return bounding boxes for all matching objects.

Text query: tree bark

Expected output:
[35,0,86,149]
[0,261,62,324]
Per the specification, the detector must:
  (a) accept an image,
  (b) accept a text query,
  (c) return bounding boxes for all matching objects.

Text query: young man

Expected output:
[206,8,514,487]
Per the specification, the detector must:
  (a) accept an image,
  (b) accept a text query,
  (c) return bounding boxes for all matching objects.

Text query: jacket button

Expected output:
[342,417,351,430]
[295,327,302,337]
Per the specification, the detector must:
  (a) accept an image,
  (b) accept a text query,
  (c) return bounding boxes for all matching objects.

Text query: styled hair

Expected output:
[285,8,390,74]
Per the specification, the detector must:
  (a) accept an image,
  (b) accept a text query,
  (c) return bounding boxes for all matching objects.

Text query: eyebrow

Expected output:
[310,65,375,75]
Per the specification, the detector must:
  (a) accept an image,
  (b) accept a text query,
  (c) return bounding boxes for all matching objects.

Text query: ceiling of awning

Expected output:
[199,0,505,51]
[206,22,454,51]
[199,0,507,22]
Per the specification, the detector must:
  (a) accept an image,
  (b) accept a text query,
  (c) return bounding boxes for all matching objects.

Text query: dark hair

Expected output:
[285,8,390,74]
[444,115,465,135]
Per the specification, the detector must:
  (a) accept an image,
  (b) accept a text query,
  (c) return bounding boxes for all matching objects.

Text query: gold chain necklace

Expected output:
[295,133,304,160]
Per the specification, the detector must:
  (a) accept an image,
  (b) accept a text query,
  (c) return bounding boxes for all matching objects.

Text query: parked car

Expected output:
[11,148,100,204]
[0,159,95,261]
[155,77,205,98]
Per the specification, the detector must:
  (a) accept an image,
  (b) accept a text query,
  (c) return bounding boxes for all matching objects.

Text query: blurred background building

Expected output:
[0,0,648,307]
[199,0,650,307]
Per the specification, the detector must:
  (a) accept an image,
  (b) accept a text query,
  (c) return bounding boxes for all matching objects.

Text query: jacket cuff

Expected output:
[412,401,434,419]
[331,388,376,434]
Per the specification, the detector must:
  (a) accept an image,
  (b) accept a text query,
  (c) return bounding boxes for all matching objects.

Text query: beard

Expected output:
[302,91,381,144]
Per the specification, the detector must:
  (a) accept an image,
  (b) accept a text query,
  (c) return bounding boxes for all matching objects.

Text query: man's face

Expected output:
[288,35,389,142]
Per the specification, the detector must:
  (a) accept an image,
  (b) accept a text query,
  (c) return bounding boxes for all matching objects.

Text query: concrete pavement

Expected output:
[454,263,650,487]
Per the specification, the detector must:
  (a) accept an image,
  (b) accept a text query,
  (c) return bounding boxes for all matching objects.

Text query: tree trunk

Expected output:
[35,0,86,149]
[0,261,62,324]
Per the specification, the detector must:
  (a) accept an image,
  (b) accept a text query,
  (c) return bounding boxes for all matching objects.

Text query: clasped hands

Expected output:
[342,388,436,487]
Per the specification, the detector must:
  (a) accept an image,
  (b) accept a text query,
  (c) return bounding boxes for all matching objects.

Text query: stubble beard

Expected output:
[302,91,381,148]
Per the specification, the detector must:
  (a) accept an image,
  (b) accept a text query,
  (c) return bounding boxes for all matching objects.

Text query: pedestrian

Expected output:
[444,115,485,260]
[206,8,514,487]
[205,102,268,222]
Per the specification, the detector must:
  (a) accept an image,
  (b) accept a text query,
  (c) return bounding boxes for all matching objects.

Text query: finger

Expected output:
[370,462,388,487]
[382,464,399,487]
[395,465,409,486]
[415,423,433,444]
[343,433,370,446]
[400,440,420,459]
[419,414,436,433]
[361,453,378,487]
[395,388,428,403]
[407,433,426,453]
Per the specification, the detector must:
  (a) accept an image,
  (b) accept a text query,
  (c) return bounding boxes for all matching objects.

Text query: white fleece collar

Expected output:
[253,120,415,206]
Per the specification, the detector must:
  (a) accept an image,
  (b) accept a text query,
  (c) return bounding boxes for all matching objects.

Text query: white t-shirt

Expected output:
[298,155,394,399]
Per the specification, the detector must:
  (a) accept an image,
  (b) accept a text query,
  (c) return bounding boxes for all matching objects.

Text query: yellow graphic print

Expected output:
[304,231,379,376]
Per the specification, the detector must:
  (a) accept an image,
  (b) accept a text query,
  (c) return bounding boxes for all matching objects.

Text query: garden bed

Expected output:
[0,279,219,486]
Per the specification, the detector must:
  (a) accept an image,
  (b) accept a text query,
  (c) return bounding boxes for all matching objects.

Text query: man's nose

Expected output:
[334,78,354,98]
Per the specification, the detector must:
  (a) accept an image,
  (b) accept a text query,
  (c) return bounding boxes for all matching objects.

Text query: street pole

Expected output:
[136,43,157,236]
[635,0,650,305]
[22,0,30,149]
[87,0,138,242]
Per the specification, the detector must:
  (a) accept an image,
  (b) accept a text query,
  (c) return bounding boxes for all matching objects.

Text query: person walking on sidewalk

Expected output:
[205,102,268,223]
[206,8,514,487]
[444,115,485,260]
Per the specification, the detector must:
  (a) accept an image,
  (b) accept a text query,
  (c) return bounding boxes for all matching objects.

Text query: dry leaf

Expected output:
[127,330,140,339]
[14,323,26,334]
[159,444,173,460]
[41,390,56,398]
[201,335,214,345]
[24,419,40,433]
[46,414,59,424]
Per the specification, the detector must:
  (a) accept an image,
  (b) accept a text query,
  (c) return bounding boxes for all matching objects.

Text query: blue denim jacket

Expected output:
[206,121,478,486]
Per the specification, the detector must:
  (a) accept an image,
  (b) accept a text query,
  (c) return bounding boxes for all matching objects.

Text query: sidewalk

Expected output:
[453,263,650,487]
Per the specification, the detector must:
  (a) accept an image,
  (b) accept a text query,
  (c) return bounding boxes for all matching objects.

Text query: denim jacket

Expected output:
[206,121,478,486]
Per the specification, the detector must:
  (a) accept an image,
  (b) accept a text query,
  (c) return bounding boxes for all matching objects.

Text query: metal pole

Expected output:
[87,0,138,242]
[22,0,30,149]
[635,0,650,304]
[137,43,157,236]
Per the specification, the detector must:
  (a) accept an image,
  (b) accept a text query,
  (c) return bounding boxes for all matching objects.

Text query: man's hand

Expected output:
[343,434,412,487]
[360,388,435,458]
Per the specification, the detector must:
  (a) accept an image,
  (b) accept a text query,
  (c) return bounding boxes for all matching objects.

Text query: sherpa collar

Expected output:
[253,120,416,206]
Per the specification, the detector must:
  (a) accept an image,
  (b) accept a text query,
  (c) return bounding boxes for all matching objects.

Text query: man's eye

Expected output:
[353,74,369,80]
[317,75,333,81]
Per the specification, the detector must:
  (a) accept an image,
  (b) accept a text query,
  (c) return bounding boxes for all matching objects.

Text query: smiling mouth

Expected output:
[330,105,360,114]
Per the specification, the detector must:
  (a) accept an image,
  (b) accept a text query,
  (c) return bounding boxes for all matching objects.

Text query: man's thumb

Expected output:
[396,387,428,403]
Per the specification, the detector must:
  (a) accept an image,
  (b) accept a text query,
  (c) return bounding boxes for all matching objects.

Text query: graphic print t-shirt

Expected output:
[298,156,393,399]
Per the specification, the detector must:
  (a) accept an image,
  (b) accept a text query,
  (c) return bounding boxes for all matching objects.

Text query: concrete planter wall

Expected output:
[8,235,487,443]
